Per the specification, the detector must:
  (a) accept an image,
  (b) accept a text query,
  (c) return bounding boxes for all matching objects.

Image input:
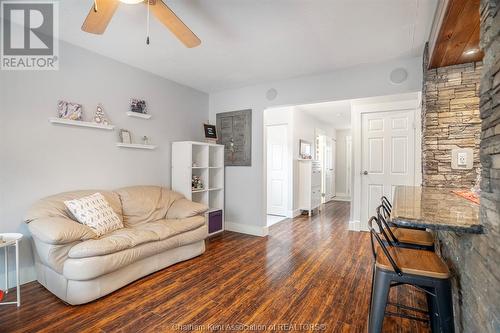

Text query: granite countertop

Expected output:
[391,186,483,234]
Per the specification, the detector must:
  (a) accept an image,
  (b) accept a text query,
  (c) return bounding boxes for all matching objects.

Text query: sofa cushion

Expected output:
[63,226,207,280]
[68,228,158,259]
[67,216,205,259]
[25,190,123,223]
[166,198,209,219]
[28,217,97,245]
[135,216,205,240]
[64,193,123,237]
[116,186,183,227]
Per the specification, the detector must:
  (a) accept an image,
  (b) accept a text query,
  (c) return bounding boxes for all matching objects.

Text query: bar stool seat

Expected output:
[389,227,435,247]
[376,246,449,279]
[375,204,434,251]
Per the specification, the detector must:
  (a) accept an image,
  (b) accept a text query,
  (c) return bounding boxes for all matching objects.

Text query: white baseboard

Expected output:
[359,223,369,232]
[348,220,369,232]
[288,209,301,218]
[348,220,360,231]
[333,195,351,202]
[266,216,287,227]
[0,265,37,289]
[225,222,269,237]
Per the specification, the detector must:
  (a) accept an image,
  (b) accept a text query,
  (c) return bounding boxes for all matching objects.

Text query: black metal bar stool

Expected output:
[368,216,455,333]
[381,195,392,213]
[375,204,434,251]
[381,195,426,230]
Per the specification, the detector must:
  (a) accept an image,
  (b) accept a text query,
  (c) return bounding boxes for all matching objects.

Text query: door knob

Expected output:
[363,171,368,175]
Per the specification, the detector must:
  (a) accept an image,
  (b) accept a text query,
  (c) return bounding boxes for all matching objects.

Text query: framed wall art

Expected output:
[203,123,217,141]
[57,100,82,121]
[299,139,312,159]
[130,98,147,114]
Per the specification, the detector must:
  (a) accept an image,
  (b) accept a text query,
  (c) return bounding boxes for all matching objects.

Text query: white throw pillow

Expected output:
[64,193,123,237]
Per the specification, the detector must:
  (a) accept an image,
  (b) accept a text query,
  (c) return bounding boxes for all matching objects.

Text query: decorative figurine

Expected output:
[192,176,204,190]
[94,104,111,125]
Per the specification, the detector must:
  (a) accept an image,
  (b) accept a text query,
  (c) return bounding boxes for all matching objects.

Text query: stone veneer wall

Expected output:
[433,1,500,332]
[422,56,482,188]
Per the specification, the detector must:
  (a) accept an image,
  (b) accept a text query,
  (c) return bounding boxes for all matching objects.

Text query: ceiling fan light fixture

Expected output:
[119,0,144,4]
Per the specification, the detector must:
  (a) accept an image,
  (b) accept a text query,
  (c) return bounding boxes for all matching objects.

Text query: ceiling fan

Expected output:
[81,0,201,48]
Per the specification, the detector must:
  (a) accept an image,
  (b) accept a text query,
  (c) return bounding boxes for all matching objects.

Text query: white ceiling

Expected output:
[298,100,352,129]
[58,0,438,92]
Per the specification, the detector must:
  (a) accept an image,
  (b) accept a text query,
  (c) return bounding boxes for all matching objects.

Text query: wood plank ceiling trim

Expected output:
[429,0,484,68]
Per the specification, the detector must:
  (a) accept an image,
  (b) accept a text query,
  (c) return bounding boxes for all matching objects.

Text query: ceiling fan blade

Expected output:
[150,0,201,48]
[81,0,120,34]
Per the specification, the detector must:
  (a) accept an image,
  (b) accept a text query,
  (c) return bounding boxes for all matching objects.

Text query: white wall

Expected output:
[209,56,423,236]
[0,41,208,286]
[292,108,336,158]
[335,129,352,199]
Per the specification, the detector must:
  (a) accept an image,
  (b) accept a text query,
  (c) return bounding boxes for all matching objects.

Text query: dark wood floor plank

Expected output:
[0,201,429,333]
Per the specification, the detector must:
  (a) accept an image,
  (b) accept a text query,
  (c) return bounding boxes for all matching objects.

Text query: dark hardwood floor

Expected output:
[0,201,429,332]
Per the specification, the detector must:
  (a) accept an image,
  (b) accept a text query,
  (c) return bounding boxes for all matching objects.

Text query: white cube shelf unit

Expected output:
[172,142,225,233]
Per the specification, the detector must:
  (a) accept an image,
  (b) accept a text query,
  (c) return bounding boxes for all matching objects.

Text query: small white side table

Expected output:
[0,233,22,307]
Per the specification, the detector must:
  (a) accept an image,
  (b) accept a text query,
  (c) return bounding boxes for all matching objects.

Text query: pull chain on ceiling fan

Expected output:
[146,0,150,45]
[82,0,201,48]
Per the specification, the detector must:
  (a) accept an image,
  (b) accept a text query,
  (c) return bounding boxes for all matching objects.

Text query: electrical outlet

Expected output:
[457,152,467,166]
[451,148,473,170]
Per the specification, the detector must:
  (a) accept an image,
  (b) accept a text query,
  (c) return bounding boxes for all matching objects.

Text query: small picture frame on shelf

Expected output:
[57,100,82,121]
[119,129,132,144]
[204,123,217,142]
[130,98,147,114]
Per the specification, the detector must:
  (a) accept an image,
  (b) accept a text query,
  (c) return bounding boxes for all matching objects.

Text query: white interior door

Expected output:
[267,124,288,216]
[324,137,334,202]
[361,110,415,228]
[331,139,336,198]
[346,136,352,197]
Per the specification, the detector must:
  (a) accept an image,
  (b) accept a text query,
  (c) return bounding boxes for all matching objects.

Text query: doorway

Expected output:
[315,132,336,203]
[266,124,289,226]
[333,130,352,202]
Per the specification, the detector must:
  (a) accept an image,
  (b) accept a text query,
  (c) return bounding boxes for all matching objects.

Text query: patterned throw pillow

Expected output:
[64,193,123,237]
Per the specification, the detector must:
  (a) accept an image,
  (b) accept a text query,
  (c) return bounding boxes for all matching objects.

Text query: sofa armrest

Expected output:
[166,198,209,219]
[27,217,97,245]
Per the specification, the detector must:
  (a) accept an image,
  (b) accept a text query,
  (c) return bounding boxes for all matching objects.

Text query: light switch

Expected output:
[457,152,467,166]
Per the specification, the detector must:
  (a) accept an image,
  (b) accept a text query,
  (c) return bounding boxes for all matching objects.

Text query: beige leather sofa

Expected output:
[25,185,208,305]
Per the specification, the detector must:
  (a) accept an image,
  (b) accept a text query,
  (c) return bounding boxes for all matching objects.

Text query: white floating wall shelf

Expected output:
[48,117,115,130]
[116,143,157,150]
[126,112,152,119]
